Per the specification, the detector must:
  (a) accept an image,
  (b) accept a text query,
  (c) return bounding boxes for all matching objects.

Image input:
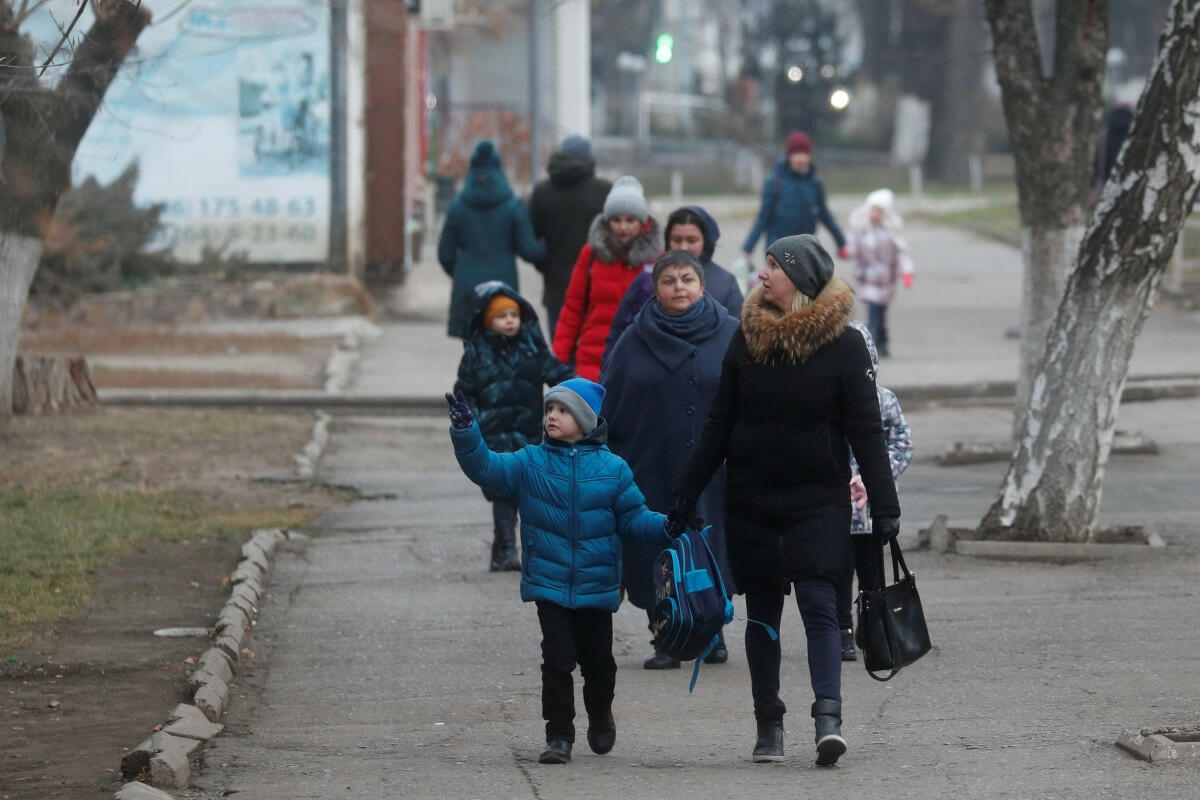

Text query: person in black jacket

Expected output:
[454,281,574,570]
[527,136,612,337]
[670,234,900,768]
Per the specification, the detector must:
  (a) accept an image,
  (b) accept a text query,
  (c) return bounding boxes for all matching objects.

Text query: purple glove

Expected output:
[445,392,474,430]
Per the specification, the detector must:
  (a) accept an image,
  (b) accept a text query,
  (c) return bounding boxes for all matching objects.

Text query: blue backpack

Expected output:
[650,526,777,691]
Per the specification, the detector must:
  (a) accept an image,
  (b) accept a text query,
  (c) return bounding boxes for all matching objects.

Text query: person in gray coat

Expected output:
[439,140,546,338]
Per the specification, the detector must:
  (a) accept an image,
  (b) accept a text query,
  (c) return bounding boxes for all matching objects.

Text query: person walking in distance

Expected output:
[527,135,612,338]
[452,281,574,571]
[439,140,546,338]
[670,234,900,767]
[447,378,672,765]
[846,188,913,357]
[741,130,848,262]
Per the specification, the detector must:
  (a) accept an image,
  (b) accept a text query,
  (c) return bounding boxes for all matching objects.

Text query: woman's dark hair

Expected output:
[651,249,705,286]
[664,207,710,251]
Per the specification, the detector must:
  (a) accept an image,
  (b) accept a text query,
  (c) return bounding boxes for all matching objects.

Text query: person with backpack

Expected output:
[452,281,574,571]
[669,234,900,767]
[438,140,546,338]
[551,176,661,381]
[446,378,672,765]
[599,250,740,670]
[740,130,848,262]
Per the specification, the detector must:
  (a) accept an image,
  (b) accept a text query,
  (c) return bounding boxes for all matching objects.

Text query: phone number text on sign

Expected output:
[156,195,327,263]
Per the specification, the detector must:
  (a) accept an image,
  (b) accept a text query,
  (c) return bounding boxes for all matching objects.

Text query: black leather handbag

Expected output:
[854,537,932,681]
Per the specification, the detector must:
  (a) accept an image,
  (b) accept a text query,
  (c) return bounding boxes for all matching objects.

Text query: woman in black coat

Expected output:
[671,234,900,768]
[599,250,740,670]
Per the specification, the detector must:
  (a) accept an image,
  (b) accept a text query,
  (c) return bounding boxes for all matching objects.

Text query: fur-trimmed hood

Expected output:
[741,275,855,363]
[587,214,661,266]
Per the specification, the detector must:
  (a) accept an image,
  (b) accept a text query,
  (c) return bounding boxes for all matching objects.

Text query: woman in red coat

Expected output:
[552,176,660,380]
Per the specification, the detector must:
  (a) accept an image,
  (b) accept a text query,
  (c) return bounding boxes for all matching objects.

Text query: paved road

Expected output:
[182,206,1200,799]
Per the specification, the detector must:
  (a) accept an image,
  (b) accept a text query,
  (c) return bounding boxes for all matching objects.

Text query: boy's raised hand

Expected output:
[445,391,474,429]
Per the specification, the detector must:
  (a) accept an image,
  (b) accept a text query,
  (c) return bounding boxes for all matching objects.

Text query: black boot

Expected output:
[538,739,572,764]
[586,709,616,755]
[703,629,729,664]
[752,718,784,763]
[812,699,846,766]
[490,518,520,572]
[643,642,681,670]
[840,628,857,662]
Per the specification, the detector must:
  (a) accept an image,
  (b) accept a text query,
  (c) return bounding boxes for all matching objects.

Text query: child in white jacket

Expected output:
[847,189,914,357]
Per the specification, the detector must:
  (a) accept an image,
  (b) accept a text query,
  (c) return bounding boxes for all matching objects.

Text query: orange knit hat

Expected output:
[483,295,520,328]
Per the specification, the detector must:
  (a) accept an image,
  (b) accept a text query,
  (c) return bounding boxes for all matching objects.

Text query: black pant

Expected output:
[744,578,841,723]
[837,535,885,630]
[536,601,616,743]
[492,496,517,529]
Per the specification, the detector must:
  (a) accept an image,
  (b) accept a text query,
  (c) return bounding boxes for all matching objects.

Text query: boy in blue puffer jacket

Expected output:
[447,378,671,766]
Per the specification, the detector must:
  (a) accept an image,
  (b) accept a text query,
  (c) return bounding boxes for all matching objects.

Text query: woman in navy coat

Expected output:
[439,140,546,338]
[600,250,740,669]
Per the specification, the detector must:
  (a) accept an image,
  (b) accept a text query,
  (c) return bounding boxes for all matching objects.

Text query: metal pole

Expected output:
[528,0,541,184]
[329,0,349,273]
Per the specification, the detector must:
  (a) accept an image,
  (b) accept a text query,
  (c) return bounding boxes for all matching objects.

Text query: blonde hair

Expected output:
[790,291,813,312]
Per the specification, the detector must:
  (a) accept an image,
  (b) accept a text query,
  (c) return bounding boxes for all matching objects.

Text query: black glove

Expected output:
[445,391,474,430]
[873,517,900,546]
[664,496,695,539]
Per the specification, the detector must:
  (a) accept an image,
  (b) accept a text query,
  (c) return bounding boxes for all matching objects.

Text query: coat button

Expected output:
[685,439,693,448]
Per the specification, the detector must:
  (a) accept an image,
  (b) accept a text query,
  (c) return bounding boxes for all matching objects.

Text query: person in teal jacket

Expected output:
[439,140,546,337]
[447,377,671,767]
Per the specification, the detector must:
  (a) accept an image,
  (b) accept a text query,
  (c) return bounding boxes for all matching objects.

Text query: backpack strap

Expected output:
[688,634,721,693]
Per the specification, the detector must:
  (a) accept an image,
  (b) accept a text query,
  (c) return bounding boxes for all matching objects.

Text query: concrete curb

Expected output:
[114,528,293,796]
[920,514,1169,561]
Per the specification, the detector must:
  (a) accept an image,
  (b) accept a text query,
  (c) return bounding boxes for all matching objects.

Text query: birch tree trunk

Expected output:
[983,0,1108,435]
[980,0,1200,541]
[0,235,43,424]
[0,1,151,429]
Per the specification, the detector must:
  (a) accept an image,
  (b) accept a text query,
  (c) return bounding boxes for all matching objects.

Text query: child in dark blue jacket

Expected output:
[454,281,574,571]
[447,377,671,765]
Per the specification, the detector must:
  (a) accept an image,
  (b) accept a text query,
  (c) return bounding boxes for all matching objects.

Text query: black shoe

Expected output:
[643,645,680,670]
[752,719,784,763]
[703,631,728,664]
[840,628,857,662]
[538,739,572,764]
[586,710,616,755]
[813,699,846,767]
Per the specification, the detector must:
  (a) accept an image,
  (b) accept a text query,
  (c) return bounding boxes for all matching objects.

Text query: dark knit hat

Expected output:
[470,139,502,169]
[560,135,591,158]
[545,378,606,436]
[603,175,649,222]
[785,130,813,155]
[651,249,705,287]
[765,234,834,299]
[482,295,520,328]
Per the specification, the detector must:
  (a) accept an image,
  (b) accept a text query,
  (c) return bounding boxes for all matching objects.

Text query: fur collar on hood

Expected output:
[741,275,855,364]
[587,214,661,267]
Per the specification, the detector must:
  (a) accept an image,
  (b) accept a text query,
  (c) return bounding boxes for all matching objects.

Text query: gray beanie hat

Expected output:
[765,234,834,298]
[603,175,649,222]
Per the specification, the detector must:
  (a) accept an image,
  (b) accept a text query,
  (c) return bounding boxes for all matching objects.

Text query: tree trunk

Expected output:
[12,355,98,415]
[925,1,986,186]
[0,233,43,426]
[0,0,151,429]
[980,0,1200,541]
[984,0,1108,434]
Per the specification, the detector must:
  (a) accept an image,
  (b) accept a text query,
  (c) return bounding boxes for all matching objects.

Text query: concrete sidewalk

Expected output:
[180,209,1200,800]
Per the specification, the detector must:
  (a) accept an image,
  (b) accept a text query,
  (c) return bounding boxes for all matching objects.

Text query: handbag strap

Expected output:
[887,537,914,584]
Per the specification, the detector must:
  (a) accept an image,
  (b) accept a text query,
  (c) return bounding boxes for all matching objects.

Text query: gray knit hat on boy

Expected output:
[603,175,649,222]
[544,378,606,436]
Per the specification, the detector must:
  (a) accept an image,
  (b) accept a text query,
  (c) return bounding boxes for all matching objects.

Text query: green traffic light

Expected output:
[655,33,674,64]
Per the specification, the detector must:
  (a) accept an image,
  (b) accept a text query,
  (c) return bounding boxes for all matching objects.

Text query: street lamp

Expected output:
[829,88,850,110]
[786,65,804,83]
